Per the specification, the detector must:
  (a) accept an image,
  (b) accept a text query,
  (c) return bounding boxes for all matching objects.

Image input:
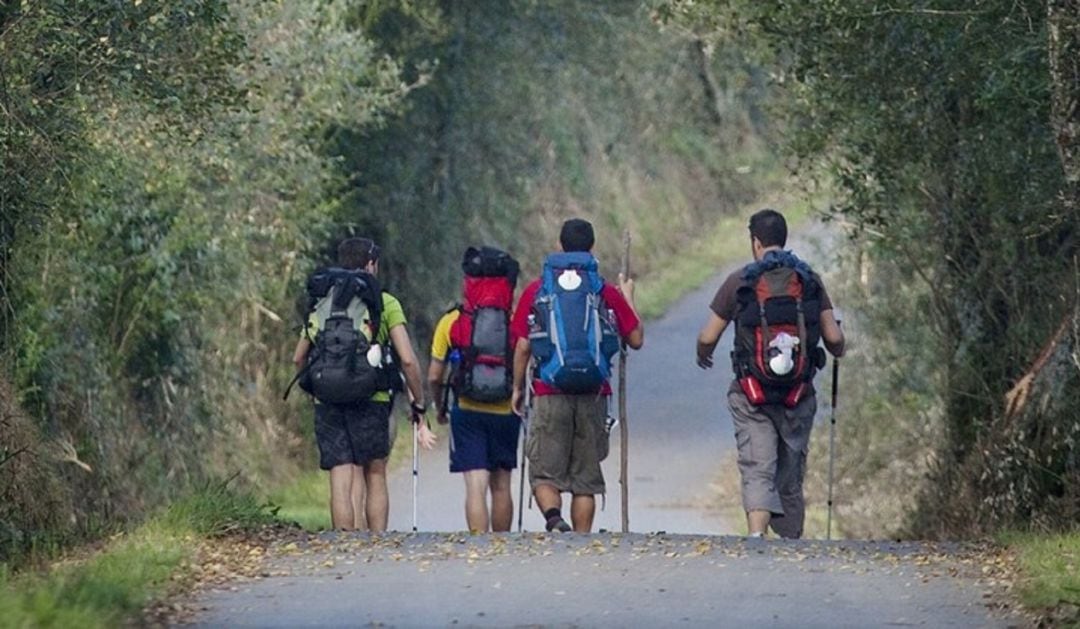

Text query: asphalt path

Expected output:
[190,532,1011,628]
[187,228,1015,627]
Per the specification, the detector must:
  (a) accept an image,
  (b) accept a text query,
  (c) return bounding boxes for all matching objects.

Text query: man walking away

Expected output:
[695,209,844,539]
[293,237,435,531]
[511,219,644,533]
[428,246,521,533]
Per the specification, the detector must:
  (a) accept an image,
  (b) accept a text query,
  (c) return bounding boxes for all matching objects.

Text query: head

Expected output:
[748,209,787,260]
[337,237,380,274]
[559,218,595,253]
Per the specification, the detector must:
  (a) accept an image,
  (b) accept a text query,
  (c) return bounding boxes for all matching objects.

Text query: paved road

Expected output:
[191,533,1010,628]
[188,227,1014,627]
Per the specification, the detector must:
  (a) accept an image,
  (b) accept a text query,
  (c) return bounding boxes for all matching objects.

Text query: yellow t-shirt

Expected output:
[430,309,513,414]
[304,292,407,403]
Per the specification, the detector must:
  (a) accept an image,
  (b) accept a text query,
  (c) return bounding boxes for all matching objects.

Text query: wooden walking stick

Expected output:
[619,230,631,534]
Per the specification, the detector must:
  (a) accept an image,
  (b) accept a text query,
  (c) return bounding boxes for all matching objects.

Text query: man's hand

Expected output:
[416,421,437,450]
[511,386,525,417]
[618,272,635,302]
[696,313,728,370]
[436,406,450,425]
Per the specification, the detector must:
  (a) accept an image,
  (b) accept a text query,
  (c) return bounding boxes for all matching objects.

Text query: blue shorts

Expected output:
[448,407,521,473]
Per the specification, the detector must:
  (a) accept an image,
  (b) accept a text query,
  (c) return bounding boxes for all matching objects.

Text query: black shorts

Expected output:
[313,400,391,470]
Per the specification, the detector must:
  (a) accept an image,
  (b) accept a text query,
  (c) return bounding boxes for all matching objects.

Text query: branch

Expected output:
[1004,304,1077,420]
[857,8,988,18]
[0,446,29,468]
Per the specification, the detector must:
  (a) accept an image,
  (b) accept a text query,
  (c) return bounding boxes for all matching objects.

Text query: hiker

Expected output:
[511,219,644,533]
[292,237,435,531]
[428,246,522,533]
[695,209,845,539]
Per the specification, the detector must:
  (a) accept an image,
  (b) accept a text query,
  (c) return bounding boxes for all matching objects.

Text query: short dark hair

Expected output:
[748,209,787,248]
[559,218,595,252]
[337,237,380,270]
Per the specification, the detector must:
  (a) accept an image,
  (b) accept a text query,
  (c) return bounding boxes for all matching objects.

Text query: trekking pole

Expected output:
[517,366,532,532]
[619,230,631,534]
[412,410,420,533]
[826,356,839,541]
[517,418,528,532]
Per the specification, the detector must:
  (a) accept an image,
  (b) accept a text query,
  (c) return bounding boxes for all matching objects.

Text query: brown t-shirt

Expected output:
[709,265,834,321]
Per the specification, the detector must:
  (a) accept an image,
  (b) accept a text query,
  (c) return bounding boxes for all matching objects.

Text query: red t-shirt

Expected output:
[510,278,641,396]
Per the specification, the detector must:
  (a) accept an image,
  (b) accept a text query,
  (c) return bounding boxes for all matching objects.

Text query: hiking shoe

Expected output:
[545,516,572,533]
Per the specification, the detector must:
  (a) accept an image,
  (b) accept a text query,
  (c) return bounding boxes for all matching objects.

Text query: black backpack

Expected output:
[731,252,825,407]
[285,268,384,404]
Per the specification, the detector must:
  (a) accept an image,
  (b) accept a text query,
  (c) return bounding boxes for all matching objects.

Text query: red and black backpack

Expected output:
[731,252,825,407]
[448,246,519,403]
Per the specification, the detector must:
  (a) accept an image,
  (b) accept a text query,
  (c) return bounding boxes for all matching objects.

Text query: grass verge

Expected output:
[1000,530,1080,622]
[0,482,276,628]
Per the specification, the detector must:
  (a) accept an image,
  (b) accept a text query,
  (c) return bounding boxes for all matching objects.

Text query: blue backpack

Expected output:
[528,252,621,393]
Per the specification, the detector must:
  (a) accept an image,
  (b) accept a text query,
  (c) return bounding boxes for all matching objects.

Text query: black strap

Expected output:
[282,361,311,401]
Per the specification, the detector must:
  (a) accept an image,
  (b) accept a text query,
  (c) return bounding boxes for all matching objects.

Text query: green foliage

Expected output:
[662,0,1080,536]
[267,471,332,532]
[161,480,278,536]
[1001,530,1080,615]
[1,0,781,567]
[0,484,273,628]
[335,0,778,335]
[0,0,407,561]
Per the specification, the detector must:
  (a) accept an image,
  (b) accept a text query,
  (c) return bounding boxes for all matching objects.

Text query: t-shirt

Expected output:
[303,291,407,403]
[709,266,833,321]
[430,309,513,414]
[510,278,641,397]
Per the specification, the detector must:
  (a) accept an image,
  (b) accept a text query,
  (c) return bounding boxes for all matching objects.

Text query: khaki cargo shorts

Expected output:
[527,394,609,496]
[728,385,817,539]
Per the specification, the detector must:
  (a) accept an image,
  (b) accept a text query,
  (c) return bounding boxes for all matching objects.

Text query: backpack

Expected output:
[293,267,384,404]
[731,251,824,407]
[528,252,620,394]
[448,246,519,403]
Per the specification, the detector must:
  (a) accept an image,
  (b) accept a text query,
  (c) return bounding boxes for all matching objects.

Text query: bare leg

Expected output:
[489,469,513,532]
[747,509,770,535]
[463,470,491,532]
[328,465,355,530]
[570,494,595,532]
[533,483,562,513]
[350,465,367,531]
[364,458,389,532]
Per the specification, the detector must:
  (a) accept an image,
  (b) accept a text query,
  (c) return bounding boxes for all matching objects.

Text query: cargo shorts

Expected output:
[527,394,609,496]
[728,385,817,539]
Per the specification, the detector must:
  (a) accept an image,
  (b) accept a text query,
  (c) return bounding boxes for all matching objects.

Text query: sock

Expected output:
[543,508,561,521]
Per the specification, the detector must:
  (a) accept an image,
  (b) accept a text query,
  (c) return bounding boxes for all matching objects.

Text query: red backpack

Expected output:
[732,252,824,407]
[448,247,519,403]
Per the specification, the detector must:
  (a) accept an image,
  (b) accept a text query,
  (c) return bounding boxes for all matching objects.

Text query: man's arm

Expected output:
[293,337,311,369]
[511,338,530,416]
[389,323,436,449]
[696,312,729,369]
[427,358,448,423]
[616,273,644,349]
[819,309,845,357]
[389,323,425,405]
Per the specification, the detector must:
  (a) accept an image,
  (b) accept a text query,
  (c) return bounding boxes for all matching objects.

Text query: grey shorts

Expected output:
[728,386,817,539]
[527,395,609,496]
